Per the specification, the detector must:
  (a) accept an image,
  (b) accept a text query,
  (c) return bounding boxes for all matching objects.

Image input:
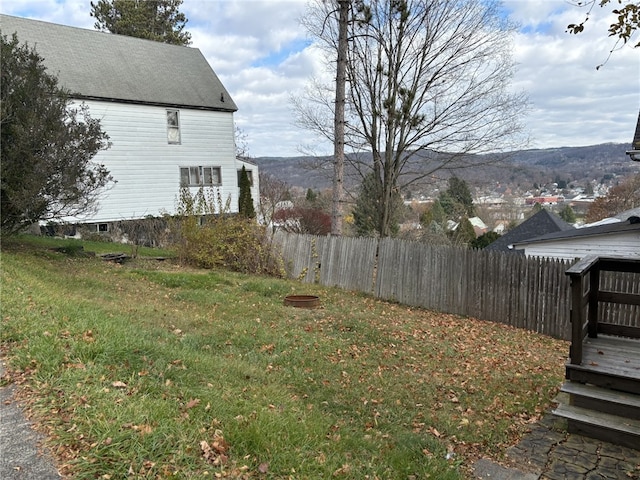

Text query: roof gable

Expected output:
[0,14,237,112]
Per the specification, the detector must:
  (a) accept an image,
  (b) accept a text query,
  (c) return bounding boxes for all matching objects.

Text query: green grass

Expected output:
[0,235,568,479]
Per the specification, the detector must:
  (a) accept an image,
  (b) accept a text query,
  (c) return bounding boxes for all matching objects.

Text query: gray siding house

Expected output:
[1,14,258,229]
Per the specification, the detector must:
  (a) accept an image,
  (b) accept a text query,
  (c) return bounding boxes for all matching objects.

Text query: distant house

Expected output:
[485,209,574,253]
[468,216,488,237]
[525,195,565,206]
[512,216,640,260]
[1,14,258,231]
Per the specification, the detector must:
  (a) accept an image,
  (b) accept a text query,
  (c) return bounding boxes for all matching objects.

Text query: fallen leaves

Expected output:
[1,251,570,479]
[259,343,275,354]
[200,430,229,466]
[82,330,95,343]
[122,423,154,435]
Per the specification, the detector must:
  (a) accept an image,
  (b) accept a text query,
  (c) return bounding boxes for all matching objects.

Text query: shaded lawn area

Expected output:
[0,236,568,479]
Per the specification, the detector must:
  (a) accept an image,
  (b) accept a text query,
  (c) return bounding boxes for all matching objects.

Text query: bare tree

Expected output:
[331,0,350,235]
[296,0,528,237]
[258,172,291,231]
[235,124,250,160]
[585,173,640,223]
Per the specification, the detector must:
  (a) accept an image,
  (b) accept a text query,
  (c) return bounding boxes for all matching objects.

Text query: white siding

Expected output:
[67,100,239,223]
[515,231,640,260]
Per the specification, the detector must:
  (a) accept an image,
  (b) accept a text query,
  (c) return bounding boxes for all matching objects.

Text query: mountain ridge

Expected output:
[253,143,639,194]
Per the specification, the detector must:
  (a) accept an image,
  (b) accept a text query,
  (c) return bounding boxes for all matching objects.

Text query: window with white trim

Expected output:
[167,110,180,144]
[180,166,222,186]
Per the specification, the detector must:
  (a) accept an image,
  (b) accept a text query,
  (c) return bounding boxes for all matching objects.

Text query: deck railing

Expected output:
[565,256,640,365]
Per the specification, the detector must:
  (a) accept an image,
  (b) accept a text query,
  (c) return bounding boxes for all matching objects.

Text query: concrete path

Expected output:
[473,413,640,480]
[0,363,61,480]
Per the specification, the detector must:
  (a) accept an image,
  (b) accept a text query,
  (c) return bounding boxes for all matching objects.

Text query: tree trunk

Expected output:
[331,0,349,236]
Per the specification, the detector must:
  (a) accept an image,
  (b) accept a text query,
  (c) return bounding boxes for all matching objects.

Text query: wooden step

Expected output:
[565,363,640,395]
[561,381,640,420]
[553,404,640,450]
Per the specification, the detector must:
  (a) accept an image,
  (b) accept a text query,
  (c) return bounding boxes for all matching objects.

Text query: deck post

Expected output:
[569,273,585,365]
[588,266,600,338]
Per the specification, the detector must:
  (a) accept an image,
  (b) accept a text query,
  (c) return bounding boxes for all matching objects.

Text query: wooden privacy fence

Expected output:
[274,232,640,341]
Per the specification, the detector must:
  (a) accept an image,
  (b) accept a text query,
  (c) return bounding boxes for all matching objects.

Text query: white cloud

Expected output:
[505,0,639,149]
[1,0,638,157]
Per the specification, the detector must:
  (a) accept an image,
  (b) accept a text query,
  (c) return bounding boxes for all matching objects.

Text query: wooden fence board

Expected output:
[273,232,635,341]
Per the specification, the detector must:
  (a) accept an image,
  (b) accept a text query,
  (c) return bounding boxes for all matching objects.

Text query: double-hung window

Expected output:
[167,110,180,144]
[180,166,222,186]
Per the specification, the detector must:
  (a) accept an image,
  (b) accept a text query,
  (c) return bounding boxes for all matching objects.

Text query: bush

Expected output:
[171,187,283,276]
[272,206,331,235]
[470,231,500,249]
[115,216,171,256]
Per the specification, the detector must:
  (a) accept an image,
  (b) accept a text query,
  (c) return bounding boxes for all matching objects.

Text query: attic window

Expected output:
[167,110,181,144]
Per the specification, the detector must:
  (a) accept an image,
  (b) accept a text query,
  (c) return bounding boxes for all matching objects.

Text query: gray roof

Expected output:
[486,209,574,253]
[513,216,640,246]
[0,14,237,112]
[615,206,640,221]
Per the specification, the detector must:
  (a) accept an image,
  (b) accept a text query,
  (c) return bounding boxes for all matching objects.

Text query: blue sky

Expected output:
[1,0,638,158]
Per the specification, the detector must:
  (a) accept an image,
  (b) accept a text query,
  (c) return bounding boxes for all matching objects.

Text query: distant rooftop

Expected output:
[485,209,574,253]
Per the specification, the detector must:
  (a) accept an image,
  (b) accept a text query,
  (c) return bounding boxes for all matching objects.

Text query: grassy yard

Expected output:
[0,235,568,479]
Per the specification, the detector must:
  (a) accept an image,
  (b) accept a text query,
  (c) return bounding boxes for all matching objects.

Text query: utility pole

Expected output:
[331,0,349,236]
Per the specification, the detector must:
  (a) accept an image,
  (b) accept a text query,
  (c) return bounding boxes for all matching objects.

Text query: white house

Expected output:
[512,216,640,260]
[1,14,258,231]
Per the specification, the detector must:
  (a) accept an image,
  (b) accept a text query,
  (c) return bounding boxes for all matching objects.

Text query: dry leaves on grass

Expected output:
[201,430,229,466]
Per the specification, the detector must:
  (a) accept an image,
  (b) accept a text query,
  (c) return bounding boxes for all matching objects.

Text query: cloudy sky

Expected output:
[1,0,638,157]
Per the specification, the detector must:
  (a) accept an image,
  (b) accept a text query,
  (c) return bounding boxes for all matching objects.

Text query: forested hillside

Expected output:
[254,143,638,194]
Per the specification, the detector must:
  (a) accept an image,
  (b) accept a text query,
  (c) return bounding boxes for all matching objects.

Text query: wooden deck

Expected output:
[571,335,640,386]
[553,256,640,449]
[565,335,640,397]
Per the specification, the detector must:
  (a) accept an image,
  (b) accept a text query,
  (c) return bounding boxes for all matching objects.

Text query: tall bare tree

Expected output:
[258,172,291,231]
[297,0,527,237]
[331,0,350,235]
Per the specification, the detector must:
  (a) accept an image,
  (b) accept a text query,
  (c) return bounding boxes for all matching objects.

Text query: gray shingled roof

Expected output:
[512,215,640,246]
[486,209,574,253]
[0,14,237,112]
